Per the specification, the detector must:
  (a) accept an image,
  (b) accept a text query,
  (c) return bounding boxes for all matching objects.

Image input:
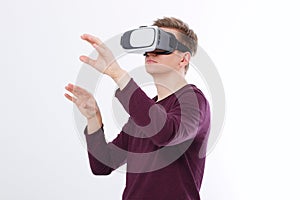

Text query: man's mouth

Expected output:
[145,59,158,64]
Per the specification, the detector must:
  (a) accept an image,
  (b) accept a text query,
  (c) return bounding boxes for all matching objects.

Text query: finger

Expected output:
[81,34,103,46]
[65,84,88,97]
[92,43,106,55]
[79,55,97,67]
[65,85,74,95]
[65,84,78,96]
[64,93,77,104]
[81,34,108,56]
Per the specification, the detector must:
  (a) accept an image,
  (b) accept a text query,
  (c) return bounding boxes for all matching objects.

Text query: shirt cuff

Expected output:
[84,124,104,136]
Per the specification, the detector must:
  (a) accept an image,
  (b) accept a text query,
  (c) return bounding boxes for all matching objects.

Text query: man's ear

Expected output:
[180,52,191,68]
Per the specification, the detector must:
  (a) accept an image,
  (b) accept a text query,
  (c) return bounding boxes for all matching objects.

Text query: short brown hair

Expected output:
[153,17,198,56]
[153,17,198,73]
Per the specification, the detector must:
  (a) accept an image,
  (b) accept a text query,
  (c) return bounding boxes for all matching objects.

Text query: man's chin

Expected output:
[145,63,157,73]
[145,63,172,74]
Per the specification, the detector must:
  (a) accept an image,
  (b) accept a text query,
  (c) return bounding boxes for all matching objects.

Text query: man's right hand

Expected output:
[64,83,103,134]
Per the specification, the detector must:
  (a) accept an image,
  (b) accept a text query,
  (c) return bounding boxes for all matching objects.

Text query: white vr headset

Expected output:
[120,26,191,55]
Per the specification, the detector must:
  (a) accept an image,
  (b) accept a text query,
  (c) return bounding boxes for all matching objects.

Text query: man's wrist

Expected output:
[87,112,102,135]
[112,69,131,90]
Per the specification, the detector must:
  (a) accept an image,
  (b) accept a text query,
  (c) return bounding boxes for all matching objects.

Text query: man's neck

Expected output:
[152,72,187,102]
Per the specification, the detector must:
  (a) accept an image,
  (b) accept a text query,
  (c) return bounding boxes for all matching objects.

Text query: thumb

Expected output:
[82,103,87,108]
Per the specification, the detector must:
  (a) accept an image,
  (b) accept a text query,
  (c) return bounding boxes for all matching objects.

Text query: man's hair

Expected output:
[152,17,198,73]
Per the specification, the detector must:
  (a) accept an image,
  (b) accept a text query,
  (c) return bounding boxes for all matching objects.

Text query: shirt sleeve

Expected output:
[84,124,129,175]
[115,78,209,147]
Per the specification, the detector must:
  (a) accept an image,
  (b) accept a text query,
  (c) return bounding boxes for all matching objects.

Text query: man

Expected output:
[65,17,210,200]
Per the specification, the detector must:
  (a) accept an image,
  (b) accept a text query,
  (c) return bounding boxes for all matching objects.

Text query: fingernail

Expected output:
[80,56,85,61]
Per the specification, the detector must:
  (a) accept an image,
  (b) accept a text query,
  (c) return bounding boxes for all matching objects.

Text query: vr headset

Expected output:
[120,26,191,56]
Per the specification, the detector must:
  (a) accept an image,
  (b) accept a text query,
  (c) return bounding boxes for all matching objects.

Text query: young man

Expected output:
[65,17,210,200]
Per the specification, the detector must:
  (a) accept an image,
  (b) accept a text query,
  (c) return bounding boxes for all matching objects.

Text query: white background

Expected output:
[1,0,299,199]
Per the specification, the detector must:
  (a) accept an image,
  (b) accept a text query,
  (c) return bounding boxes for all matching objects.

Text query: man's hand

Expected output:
[79,34,131,90]
[80,34,125,79]
[64,83,102,134]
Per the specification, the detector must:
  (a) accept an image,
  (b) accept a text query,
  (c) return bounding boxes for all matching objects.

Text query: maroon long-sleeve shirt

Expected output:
[85,78,210,200]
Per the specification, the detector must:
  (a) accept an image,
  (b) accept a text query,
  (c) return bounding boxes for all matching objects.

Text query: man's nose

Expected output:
[144,52,157,57]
